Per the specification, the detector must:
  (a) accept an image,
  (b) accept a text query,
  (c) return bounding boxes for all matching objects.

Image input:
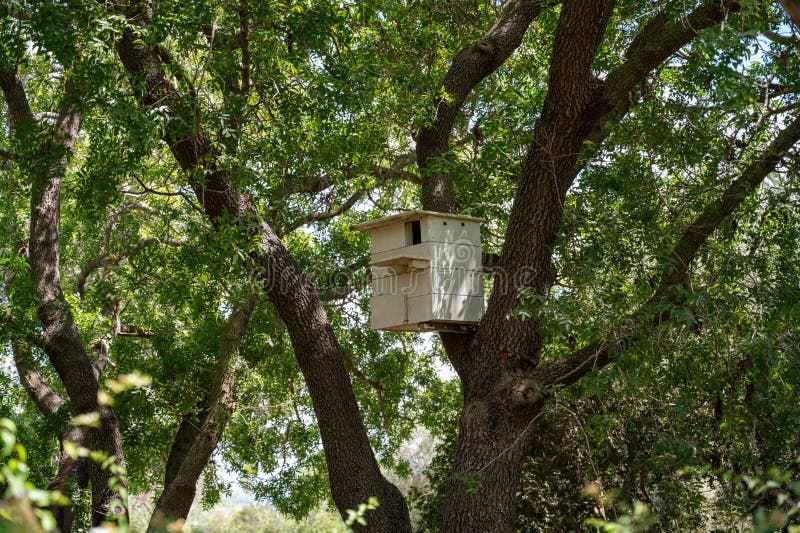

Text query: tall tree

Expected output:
[2,0,799,531]
[0,57,127,524]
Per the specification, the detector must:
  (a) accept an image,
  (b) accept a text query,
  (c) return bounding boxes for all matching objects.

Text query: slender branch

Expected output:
[3,265,66,417]
[516,114,800,401]
[101,202,162,251]
[341,351,392,430]
[768,100,800,117]
[580,0,742,173]
[762,29,796,45]
[285,189,365,232]
[77,237,185,297]
[318,257,370,302]
[148,294,258,530]
[279,154,420,200]
[128,175,205,214]
[283,154,421,232]
[34,111,60,120]
[238,0,251,95]
[117,324,153,338]
[371,165,421,185]
[6,269,87,533]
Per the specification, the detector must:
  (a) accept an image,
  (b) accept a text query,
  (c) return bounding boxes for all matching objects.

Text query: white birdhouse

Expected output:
[351,210,485,333]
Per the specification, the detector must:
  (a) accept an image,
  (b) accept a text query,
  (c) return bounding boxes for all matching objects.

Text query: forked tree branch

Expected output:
[77,237,185,297]
[517,113,800,402]
[416,0,554,212]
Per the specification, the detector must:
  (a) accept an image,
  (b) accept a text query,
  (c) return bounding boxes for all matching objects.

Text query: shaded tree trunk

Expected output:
[0,65,127,526]
[147,296,257,531]
[112,18,411,531]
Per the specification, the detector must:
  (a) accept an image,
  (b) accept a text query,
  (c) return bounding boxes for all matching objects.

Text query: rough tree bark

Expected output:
[105,0,781,530]
[413,0,745,531]
[7,319,89,532]
[0,64,127,525]
[3,265,93,533]
[147,295,258,531]
[778,0,800,27]
[111,9,411,531]
[431,2,617,529]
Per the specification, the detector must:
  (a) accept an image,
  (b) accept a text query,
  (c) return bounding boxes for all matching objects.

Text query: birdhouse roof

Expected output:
[350,210,484,232]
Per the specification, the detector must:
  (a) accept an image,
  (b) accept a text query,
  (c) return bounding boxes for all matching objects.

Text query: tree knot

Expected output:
[474,39,494,55]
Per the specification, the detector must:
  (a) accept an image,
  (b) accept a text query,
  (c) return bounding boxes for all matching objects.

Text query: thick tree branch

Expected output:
[0,65,34,132]
[778,0,800,28]
[13,340,67,415]
[580,1,741,171]
[1,60,128,525]
[112,8,411,529]
[598,1,741,119]
[474,0,616,375]
[416,0,552,212]
[519,113,800,400]
[148,294,258,531]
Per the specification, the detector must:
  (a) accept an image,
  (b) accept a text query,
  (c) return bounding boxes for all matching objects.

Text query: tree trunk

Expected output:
[114,22,411,531]
[0,65,128,525]
[430,1,616,529]
[147,297,256,531]
[441,393,541,532]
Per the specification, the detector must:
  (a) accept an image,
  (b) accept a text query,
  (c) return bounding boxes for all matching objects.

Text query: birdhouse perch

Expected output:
[351,210,486,333]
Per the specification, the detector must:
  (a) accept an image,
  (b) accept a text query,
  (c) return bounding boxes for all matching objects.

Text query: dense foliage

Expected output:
[1,0,799,531]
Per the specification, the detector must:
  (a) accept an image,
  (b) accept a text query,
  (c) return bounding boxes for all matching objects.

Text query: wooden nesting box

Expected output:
[351,210,485,333]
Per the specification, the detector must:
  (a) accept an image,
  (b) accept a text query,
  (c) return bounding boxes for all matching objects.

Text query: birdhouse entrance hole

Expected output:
[406,220,422,245]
